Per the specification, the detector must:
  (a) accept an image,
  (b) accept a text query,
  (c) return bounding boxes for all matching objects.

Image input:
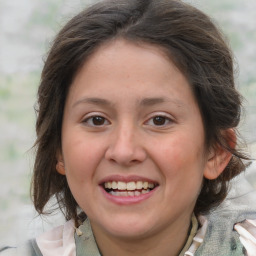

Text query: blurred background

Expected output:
[0,0,255,247]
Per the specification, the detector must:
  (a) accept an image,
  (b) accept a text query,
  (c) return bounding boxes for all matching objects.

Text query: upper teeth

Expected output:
[104,181,155,190]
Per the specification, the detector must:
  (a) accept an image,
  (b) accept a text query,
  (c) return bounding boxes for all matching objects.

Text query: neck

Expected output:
[91,213,192,256]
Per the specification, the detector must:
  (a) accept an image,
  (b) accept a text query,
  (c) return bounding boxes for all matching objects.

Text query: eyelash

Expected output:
[82,113,174,128]
[82,115,110,127]
[145,114,173,127]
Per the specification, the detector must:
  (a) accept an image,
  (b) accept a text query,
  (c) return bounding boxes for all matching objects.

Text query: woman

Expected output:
[2,0,256,255]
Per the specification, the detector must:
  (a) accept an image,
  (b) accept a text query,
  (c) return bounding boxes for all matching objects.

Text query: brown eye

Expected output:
[153,116,167,126]
[144,114,173,128]
[92,116,106,125]
[83,115,110,127]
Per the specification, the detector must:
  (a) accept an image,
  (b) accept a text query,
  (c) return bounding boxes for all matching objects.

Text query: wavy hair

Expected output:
[32,0,249,225]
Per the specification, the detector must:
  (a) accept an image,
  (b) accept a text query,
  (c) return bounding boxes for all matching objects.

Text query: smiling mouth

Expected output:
[103,181,158,197]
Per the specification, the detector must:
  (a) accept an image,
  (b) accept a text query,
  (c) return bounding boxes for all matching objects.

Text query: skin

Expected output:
[57,39,231,256]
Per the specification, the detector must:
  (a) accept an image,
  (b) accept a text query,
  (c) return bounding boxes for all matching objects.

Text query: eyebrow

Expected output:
[139,97,184,107]
[72,97,113,108]
[72,96,184,108]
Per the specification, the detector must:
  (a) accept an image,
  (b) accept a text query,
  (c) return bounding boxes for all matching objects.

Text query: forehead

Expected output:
[66,39,202,123]
[71,39,191,95]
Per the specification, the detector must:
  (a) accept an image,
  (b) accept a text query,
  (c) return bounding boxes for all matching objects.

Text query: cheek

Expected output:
[156,133,206,182]
[62,135,105,181]
[157,137,205,207]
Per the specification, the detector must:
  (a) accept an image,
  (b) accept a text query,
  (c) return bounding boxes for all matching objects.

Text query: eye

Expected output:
[82,115,110,127]
[145,114,173,127]
[152,116,168,126]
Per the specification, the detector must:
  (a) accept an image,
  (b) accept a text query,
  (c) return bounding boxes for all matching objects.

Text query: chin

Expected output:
[97,215,155,240]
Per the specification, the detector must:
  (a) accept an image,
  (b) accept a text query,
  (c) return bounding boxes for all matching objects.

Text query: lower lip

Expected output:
[100,186,157,205]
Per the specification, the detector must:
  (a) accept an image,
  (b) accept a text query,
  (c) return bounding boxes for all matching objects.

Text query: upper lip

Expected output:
[99,174,159,185]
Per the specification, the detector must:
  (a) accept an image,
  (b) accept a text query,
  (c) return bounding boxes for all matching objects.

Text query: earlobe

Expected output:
[203,129,236,180]
[56,153,66,175]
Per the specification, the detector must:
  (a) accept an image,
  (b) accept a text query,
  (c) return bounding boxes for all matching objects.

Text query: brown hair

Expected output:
[32,0,249,224]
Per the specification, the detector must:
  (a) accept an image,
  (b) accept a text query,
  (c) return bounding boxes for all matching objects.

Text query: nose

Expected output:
[105,124,147,166]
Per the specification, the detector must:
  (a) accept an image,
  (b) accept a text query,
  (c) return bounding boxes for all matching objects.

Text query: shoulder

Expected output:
[0,247,16,256]
[211,176,256,221]
[36,218,101,256]
[0,220,76,256]
[195,176,256,256]
[36,219,76,255]
[234,219,256,256]
[0,239,42,256]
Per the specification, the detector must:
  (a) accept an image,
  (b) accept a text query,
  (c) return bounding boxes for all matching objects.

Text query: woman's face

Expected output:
[58,39,215,241]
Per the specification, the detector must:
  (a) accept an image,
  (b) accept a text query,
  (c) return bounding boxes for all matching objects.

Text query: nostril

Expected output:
[130,159,140,164]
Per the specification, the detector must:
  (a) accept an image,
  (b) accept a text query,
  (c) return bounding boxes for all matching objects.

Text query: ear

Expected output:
[56,152,66,175]
[204,129,236,180]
